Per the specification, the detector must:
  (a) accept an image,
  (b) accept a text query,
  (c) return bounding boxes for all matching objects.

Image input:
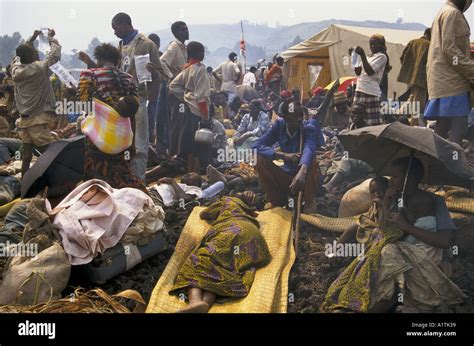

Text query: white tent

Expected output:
[281,24,424,98]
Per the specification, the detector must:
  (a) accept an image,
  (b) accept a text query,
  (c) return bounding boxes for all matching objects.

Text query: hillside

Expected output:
[149,19,426,67]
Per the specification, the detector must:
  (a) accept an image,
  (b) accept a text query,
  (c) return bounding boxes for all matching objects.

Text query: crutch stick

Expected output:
[292,120,304,258]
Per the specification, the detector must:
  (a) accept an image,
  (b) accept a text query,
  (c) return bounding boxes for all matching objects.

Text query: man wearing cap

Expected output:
[253,100,322,214]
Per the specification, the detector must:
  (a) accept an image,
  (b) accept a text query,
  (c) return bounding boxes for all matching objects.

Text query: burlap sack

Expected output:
[0,242,71,305]
[338,178,372,217]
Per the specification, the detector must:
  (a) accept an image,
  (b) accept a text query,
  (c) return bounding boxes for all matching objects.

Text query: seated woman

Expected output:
[232,99,270,149]
[169,191,272,313]
[322,157,465,313]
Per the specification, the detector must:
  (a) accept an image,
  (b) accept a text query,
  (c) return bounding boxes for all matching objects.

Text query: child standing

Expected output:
[169,41,211,174]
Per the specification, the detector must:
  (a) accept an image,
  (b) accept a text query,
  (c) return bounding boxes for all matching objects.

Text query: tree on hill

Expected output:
[0,32,23,67]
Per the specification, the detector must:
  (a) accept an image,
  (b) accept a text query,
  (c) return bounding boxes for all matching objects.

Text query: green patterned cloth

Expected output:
[170,196,271,298]
[321,215,404,312]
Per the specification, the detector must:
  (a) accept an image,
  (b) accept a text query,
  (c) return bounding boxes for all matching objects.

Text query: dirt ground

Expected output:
[3,178,472,313]
[94,190,474,313]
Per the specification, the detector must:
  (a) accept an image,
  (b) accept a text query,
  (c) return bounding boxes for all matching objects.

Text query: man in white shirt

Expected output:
[213,52,241,105]
[243,66,257,87]
[111,12,164,181]
[353,34,389,126]
[160,21,189,80]
[158,21,189,155]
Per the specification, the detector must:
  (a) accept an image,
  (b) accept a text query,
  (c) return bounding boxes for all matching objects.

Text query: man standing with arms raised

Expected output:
[12,29,61,176]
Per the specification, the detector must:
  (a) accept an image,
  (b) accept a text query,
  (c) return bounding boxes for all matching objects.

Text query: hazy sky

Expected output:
[1,0,473,52]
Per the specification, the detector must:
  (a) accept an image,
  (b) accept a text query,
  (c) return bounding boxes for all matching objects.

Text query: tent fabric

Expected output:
[282,24,423,97]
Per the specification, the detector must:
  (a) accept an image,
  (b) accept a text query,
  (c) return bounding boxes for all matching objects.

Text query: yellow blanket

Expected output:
[146,207,295,313]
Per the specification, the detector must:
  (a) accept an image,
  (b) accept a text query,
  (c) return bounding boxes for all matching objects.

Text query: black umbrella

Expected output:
[21,136,85,198]
[314,79,340,124]
[339,122,474,188]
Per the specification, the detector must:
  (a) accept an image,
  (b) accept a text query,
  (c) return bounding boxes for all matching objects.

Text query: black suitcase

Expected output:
[74,230,167,284]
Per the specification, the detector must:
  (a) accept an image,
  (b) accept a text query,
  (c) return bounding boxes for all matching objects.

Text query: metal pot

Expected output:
[194,123,214,144]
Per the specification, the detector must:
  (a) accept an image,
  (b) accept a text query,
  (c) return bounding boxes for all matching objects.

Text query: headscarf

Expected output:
[370,34,392,74]
[280,90,293,99]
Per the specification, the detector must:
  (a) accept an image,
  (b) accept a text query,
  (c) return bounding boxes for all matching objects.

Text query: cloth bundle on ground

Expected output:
[338,178,373,217]
[0,243,70,306]
[47,179,164,265]
[121,205,165,246]
[0,175,20,207]
[374,240,467,313]
[81,98,133,155]
[0,199,70,306]
[0,161,21,176]
[146,206,295,313]
[225,162,259,184]
[0,200,30,244]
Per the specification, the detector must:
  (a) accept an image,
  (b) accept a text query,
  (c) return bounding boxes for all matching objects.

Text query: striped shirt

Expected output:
[78,67,138,109]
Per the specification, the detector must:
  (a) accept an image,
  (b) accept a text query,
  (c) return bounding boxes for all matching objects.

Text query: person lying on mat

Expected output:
[253,100,321,214]
[169,191,272,313]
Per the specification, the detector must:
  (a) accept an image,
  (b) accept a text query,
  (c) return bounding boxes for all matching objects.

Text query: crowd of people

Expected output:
[0,0,473,314]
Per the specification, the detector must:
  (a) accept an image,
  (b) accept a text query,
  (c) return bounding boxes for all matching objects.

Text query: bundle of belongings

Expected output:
[0,179,167,306]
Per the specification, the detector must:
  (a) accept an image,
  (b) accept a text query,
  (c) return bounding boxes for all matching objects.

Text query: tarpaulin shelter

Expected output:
[281,24,423,98]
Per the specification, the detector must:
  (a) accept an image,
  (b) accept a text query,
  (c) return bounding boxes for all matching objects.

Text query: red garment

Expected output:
[198,102,209,119]
[312,87,324,97]
[265,65,282,84]
[182,58,201,70]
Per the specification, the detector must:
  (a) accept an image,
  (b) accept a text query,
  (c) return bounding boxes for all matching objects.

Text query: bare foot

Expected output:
[264,202,274,210]
[207,165,227,184]
[177,301,210,313]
